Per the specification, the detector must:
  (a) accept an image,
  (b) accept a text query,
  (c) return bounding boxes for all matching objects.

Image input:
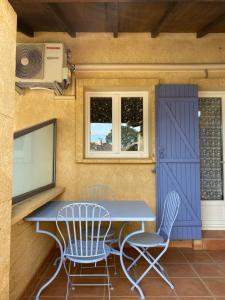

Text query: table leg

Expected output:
[117,222,135,261]
[120,221,145,300]
[35,221,63,300]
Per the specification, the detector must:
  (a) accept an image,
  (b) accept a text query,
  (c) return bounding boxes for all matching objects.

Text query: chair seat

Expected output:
[65,240,111,263]
[127,232,165,248]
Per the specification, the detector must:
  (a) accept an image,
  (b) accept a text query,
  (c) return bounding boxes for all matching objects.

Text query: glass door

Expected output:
[199,92,225,229]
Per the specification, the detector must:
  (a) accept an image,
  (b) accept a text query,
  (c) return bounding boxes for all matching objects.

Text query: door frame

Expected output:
[199,91,225,230]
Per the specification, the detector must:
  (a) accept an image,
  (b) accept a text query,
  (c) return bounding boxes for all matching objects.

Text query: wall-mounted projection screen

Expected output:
[12,119,56,204]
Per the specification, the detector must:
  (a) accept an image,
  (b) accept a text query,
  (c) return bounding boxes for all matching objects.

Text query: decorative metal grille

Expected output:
[199,97,223,200]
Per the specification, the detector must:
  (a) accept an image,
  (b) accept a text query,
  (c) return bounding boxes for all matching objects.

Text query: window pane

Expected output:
[121,97,143,152]
[90,97,112,152]
[199,97,223,200]
[13,123,55,198]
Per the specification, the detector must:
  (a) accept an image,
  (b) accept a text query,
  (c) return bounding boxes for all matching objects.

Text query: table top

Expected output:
[25,200,155,222]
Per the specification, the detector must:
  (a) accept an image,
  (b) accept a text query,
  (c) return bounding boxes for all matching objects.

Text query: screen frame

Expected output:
[12,119,57,205]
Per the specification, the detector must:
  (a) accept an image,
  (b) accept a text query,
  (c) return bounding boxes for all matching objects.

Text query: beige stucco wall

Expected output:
[0,1,16,299]
[10,31,225,299]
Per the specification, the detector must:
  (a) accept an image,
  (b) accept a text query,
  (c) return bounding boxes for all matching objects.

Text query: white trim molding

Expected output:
[76,63,225,73]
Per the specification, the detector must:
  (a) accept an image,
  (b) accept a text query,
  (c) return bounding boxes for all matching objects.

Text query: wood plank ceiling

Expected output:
[9,0,225,38]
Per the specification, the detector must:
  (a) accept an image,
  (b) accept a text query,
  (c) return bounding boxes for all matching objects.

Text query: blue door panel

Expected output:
[156,85,202,240]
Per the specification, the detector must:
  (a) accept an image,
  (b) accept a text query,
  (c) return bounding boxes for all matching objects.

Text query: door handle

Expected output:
[159,148,165,159]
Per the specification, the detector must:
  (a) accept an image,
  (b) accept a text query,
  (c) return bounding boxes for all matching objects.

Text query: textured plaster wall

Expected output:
[0,0,16,299]
[11,32,225,299]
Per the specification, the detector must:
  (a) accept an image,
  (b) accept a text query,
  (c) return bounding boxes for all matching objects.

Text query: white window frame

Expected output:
[199,91,225,229]
[85,91,149,158]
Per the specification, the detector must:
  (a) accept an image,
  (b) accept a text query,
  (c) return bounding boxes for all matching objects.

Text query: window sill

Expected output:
[11,186,65,225]
[76,158,156,164]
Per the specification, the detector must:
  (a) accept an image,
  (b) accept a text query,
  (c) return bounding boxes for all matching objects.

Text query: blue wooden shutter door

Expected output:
[156,85,202,240]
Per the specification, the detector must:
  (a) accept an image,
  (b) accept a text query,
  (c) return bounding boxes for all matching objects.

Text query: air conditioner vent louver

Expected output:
[16,44,44,79]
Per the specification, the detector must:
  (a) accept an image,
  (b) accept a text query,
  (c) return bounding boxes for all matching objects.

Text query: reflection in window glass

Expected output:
[90,97,112,152]
[121,97,143,152]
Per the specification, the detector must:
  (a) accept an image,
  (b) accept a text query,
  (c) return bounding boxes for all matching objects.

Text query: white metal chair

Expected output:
[120,191,180,300]
[80,185,118,273]
[56,203,112,299]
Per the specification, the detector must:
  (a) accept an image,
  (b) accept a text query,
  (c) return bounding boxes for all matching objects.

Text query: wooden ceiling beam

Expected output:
[47,3,76,37]
[10,0,225,3]
[197,12,225,37]
[151,2,179,38]
[112,2,119,37]
[105,2,119,37]
[17,18,34,37]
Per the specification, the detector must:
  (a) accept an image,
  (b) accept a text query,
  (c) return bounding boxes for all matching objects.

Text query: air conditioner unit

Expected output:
[16,43,71,95]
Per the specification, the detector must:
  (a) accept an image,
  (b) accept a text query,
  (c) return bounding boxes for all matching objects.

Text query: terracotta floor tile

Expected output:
[208,251,225,264]
[203,278,225,296]
[160,248,186,264]
[141,277,176,296]
[111,277,176,297]
[26,295,103,300]
[123,261,195,278]
[217,264,225,275]
[179,298,214,300]
[183,252,214,263]
[172,278,211,296]
[179,247,201,253]
[25,249,225,300]
[145,298,178,300]
[110,277,139,297]
[33,277,105,298]
[42,257,125,279]
[164,264,197,277]
[109,298,141,300]
[128,261,160,278]
[192,263,225,277]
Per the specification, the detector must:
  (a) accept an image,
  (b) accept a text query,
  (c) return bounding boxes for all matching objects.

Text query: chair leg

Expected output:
[113,254,117,275]
[145,249,164,272]
[66,260,72,300]
[53,256,61,266]
[127,247,154,272]
[120,247,145,300]
[131,245,174,291]
[105,258,111,299]
[127,251,143,271]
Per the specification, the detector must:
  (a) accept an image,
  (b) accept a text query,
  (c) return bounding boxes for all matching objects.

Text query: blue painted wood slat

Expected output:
[156,84,202,240]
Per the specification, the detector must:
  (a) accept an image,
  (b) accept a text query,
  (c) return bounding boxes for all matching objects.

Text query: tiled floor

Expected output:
[23,247,225,300]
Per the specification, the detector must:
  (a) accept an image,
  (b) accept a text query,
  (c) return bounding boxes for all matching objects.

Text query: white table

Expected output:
[26,200,155,300]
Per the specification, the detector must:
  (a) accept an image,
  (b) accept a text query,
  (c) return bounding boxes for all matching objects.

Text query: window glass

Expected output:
[199,97,223,200]
[13,121,56,203]
[90,97,112,152]
[86,92,148,158]
[121,97,144,151]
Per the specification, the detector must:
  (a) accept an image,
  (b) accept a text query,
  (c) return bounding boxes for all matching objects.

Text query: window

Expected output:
[199,91,225,230]
[12,119,56,204]
[85,91,149,158]
[199,97,223,201]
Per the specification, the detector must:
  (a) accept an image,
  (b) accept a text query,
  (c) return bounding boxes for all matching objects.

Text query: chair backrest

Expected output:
[158,191,180,242]
[56,203,111,258]
[80,185,116,202]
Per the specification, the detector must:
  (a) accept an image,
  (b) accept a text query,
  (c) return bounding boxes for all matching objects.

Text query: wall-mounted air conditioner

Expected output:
[16,43,71,95]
